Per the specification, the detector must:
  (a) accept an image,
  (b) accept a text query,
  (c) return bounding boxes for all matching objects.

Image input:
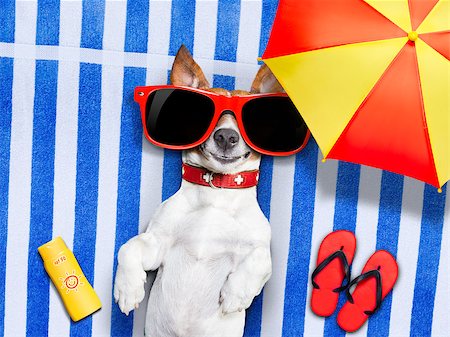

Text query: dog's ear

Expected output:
[170,45,210,89]
[250,64,284,94]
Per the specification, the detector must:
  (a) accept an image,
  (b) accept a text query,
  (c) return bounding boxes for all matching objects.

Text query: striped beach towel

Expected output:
[0,1,448,336]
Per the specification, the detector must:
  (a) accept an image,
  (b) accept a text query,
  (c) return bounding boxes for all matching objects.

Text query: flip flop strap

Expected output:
[311,249,350,293]
[345,269,382,316]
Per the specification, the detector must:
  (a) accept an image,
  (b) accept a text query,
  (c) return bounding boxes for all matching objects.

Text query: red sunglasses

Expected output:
[134,85,310,156]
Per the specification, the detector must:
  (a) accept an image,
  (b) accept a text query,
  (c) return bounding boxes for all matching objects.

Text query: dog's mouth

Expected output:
[211,152,251,163]
[199,145,251,164]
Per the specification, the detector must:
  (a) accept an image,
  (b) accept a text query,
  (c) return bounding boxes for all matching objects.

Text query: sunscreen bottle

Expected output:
[38,236,102,321]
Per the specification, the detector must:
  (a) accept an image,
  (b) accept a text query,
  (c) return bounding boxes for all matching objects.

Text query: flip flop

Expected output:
[311,230,356,317]
[337,250,398,332]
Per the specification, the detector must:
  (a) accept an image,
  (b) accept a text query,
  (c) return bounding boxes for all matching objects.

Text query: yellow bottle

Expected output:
[38,236,102,321]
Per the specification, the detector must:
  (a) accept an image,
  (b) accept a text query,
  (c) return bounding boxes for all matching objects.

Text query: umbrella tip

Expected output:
[408,31,418,42]
[322,158,327,163]
[437,188,442,193]
[257,57,263,62]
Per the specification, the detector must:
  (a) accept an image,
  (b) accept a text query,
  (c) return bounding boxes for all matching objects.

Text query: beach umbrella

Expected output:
[261,0,449,190]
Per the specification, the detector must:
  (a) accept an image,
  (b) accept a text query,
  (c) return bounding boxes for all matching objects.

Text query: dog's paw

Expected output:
[113,264,146,315]
[220,273,253,315]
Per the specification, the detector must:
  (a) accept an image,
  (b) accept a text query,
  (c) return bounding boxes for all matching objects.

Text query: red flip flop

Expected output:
[337,250,399,332]
[311,230,356,317]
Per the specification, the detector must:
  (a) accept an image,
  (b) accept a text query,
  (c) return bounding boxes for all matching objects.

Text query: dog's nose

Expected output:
[213,128,240,151]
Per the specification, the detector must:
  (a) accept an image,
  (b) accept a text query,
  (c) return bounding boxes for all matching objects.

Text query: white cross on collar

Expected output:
[202,172,213,183]
[234,174,244,185]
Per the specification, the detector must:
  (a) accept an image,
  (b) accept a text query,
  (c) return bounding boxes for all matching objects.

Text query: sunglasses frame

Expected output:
[134,85,311,156]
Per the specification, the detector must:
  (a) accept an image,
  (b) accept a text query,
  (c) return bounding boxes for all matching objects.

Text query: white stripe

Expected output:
[137,142,165,236]
[91,2,127,335]
[260,156,296,337]
[47,2,82,335]
[103,0,127,52]
[0,43,260,79]
[193,0,218,84]
[59,0,83,48]
[134,161,162,325]
[431,188,449,336]
[5,7,37,335]
[13,0,37,45]
[4,58,36,337]
[91,64,124,337]
[389,178,424,336]
[140,0,171,232]
[147,0,172,55]
[146,0,172,85]
[303,156,338,336]
[48,60,80,337]
[235,0,262,90]
[351,166,382,337]
[193,0,219,51]
[132,1,173,334]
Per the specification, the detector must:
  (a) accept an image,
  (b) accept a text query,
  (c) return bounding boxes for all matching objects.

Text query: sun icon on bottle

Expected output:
[60,270,85,294]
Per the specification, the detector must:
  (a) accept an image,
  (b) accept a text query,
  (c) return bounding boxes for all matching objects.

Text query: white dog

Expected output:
[114,46,284,337]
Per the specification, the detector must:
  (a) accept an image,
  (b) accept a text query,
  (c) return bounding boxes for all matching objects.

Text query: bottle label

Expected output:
[53,255,67,266]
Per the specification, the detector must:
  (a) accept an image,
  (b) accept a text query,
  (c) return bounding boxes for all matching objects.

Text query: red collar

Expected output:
[182,163,259,189]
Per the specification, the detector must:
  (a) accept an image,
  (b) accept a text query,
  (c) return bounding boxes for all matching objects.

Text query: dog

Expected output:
[114,45,284,337]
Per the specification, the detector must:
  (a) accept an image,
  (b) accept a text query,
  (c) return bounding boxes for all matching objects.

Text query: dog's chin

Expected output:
[183,146,260,174]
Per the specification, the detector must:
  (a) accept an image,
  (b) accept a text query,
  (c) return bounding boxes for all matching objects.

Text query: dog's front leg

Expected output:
[114,230,168,315]
[220,246,272,314]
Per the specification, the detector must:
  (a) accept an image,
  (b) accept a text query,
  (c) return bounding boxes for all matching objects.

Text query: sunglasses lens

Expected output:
[145,89,215,146]
[242,97,308,153]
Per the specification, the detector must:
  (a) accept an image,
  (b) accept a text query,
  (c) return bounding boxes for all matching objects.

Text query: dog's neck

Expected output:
[179,178,259,212]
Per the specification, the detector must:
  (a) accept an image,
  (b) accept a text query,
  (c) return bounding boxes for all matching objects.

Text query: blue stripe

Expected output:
[26,60,58,337]
[323,161,361,336]
[281,139,318,336]
[258,0,278,59]
[0,0,15,43]
[163,0,196,201]
[168,0,196,56]
[215,0,240,62]
[257,156,274,219]
[80,0,105,50]
[244,156,274,337]
[124,0,149,53]
[71,0,104,332]
[70,0,105,330]
[0,57,14,336]
[213,75,235,91]
[243,4,278,334]
[167,69,172,86]
[36,0,60,46]
[244,292,264,337]
[110,67,146,337]
[70,63,102,337]
[162,150,182,201]
[367,172,404,337]
[410,185,447,337]
[332,162,361,232]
